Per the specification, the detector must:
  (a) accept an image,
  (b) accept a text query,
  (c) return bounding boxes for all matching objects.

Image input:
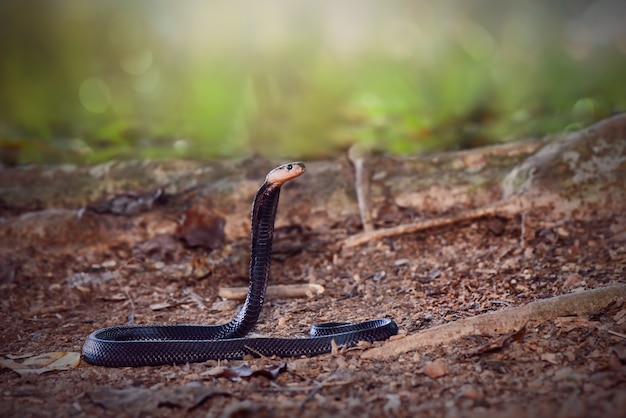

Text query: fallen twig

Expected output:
[607,329,626,339]
[23,305,71,318]
[342,197,528,248]
[218,283,324,300]
[123,288,136,325]
[297,369,352,410]
[348,144,374,233]
[361,284,626,359]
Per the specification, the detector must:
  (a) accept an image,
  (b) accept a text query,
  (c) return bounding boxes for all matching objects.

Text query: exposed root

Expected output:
[361,284,626,359]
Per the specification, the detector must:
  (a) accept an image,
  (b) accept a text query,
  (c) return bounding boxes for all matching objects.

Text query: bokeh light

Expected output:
[79,78,111,114]
[0,0,624,164]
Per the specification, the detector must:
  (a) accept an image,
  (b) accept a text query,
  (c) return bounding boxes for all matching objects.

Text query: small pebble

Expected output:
[423,358,448,378]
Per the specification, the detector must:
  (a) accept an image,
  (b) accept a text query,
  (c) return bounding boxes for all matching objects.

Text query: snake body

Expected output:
[82,162,398,367]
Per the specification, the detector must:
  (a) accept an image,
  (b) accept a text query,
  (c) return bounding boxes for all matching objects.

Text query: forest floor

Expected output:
[2,114,626,417]
[0,199,624,417]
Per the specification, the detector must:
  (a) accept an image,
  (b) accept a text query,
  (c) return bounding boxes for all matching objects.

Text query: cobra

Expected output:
[82,162,398,367]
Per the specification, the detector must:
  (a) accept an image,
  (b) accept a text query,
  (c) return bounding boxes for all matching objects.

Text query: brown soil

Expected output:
[1,197,625,417]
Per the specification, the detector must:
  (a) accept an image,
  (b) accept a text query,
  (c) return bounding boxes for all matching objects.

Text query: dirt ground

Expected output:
[1,191,625,418]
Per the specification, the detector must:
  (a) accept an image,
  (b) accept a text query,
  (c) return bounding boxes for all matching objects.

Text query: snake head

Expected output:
[265,162,306,186]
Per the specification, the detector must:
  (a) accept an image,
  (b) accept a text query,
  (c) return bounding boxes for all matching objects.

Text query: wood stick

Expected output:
[361,284,626,359]
[218,283,325,300]
[348,144,374,233]
[342,197,526,248]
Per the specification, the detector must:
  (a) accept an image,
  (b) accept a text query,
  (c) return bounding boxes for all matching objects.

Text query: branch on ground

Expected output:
[361,284,626,360]
[342,197,526,247]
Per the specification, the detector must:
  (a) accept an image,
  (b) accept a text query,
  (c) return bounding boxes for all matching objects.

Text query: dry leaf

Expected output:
[201,365,226,377]
[87,383,228,413]
[220,363,287,382]
[540,353,558,364]
[178,203,225,249]
[222,364,254,381]
[149,301,175,311]
[468,325,527,356]
[86,189,165,215]
[0,351,80,375]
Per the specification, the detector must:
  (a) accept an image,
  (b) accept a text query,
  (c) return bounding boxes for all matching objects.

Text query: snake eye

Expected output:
[286,164,293,170]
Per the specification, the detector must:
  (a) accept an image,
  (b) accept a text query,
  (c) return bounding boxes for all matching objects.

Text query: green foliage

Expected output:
[0,1,624,164]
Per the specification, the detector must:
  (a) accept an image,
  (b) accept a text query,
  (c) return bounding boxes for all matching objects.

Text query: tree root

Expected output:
[361,284,626,359]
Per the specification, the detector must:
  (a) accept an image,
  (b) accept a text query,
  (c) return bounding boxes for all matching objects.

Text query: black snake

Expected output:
[82,162,398,367]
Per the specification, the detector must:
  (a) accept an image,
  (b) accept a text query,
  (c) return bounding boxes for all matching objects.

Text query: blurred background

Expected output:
[0,0,625,165]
